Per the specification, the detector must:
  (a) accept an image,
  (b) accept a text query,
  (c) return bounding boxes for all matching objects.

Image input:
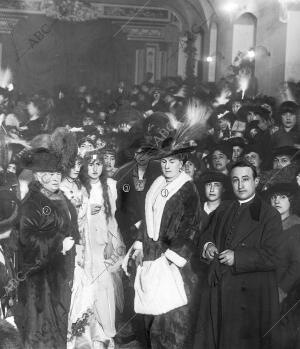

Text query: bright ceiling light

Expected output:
[223,2,239,12]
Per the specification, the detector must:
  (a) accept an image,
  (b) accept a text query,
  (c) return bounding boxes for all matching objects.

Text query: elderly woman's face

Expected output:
[36,171,62,192]
[87,159,103,180]
[161,156,183,181]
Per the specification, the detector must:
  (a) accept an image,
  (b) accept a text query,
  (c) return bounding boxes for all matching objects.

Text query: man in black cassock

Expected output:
[196,160,282,349]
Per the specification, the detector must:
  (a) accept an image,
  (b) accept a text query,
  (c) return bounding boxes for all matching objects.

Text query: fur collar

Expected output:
[145,172,191,241]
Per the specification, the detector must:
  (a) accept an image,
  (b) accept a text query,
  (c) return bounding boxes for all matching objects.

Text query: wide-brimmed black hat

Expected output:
[153,137,196,160]
[209,142,232,160]
[102,144,117,156]
[227,137,246,149]
[19,148,62,172]
[266,182,298,197]
[78,136,96,148]
[199,171,229,185]
[272,146,299,159]
[278,101,299,116]
[243,143,264,160]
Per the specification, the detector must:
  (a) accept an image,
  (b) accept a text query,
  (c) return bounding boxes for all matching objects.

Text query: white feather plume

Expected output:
[172,98,211,149]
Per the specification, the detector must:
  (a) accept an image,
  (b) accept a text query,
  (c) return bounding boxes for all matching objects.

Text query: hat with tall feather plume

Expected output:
[146,99,211,160]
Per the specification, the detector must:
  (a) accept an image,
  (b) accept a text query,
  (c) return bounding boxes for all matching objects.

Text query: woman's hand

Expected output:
[90,204,102,215]
[61,237,74,255]
[104,242,114,260]
[132,249,143,267]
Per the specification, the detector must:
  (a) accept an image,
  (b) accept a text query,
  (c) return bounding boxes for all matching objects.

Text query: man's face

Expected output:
[281,112,296,129]
[231,166,258,201]
[212,150,230,173]
[273,155,292,170]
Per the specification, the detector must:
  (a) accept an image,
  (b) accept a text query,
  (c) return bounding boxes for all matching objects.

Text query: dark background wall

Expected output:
[0,15,134,93]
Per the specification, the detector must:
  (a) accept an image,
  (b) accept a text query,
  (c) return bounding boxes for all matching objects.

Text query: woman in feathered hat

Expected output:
[123,138,203,349]
[15,148,80,349]
[268,182,300,348]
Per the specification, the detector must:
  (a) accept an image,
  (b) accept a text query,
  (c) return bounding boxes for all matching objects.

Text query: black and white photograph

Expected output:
[0,0,299,348]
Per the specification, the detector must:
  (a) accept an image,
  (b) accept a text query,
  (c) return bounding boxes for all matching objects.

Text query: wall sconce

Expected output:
[205,51,225,62]
[246,46,271,59]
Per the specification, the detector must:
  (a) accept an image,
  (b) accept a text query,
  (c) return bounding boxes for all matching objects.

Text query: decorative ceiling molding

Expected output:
[122,26,165,41]
[0,1,171,21]
[0,12,27,33]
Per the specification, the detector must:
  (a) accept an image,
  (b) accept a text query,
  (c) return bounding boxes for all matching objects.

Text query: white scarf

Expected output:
[145,172,191,241]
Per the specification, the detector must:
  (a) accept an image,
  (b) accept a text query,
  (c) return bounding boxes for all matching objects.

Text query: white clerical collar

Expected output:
[238,194,255,205]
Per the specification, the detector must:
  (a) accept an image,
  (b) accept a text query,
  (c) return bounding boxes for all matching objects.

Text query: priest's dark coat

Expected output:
[195,195,283,349]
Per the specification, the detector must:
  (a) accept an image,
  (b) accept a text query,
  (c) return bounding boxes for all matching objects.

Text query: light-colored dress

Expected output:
[66,178,125,349]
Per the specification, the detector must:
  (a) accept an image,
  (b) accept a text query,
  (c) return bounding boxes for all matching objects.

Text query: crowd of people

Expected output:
[0,74,299,349]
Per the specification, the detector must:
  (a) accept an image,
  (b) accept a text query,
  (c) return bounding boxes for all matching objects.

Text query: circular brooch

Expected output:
[42,206,51,216]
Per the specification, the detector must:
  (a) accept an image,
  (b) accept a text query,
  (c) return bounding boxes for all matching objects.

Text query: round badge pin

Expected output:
[42,206,51,215]
[123,184,130,193]
[161,188,169,198]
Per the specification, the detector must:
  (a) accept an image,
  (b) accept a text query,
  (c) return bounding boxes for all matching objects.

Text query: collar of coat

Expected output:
[246,194,261,222]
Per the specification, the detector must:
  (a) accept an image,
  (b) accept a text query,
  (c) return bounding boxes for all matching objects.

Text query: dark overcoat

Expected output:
[115,161,161,248]
[15,181,79,349]
[139,180,203,349]
[195,195,283,349]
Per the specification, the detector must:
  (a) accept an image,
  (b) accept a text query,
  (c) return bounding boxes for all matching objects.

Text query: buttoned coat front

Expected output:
[196,195,283,349]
